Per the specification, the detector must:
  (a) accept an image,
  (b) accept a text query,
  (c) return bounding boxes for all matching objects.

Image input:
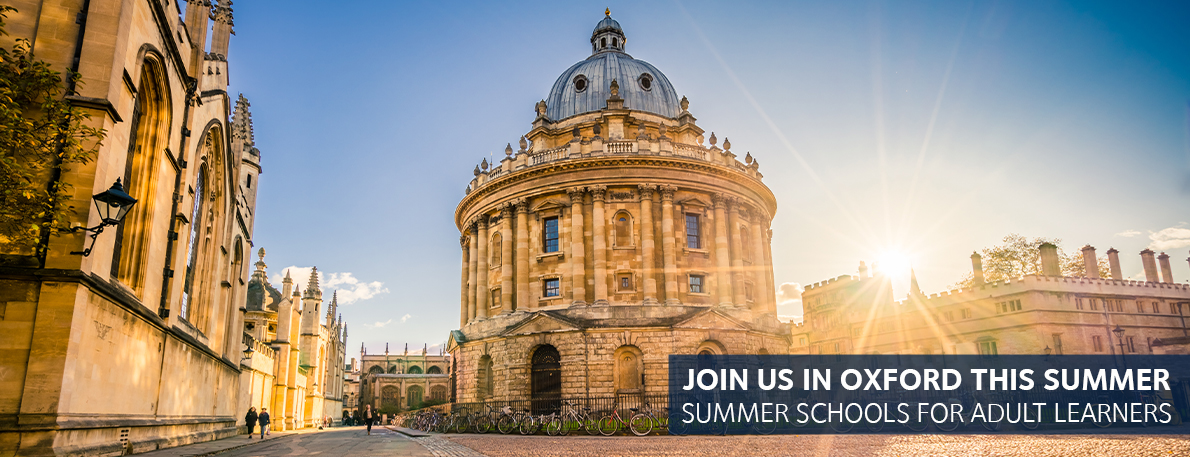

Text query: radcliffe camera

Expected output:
[1,2,1188,457]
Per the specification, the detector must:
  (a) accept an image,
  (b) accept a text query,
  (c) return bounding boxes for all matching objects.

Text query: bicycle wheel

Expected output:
[669,417,689,435]
[545,416,563,436]
[454,415,469,433]
[583,412,601,435]
[519,415,538,435]
[629,413,654,436]
[497,415,517,434]
[754,420,778,435]
[598,414,619,436]
[557,415,572,436]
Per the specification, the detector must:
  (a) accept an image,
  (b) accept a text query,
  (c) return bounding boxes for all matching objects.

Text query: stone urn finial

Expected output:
[505,143,513,157]
[480,158,489,170]
[680,96,690,112]
[519,135,528,152]
[745,152,753,164]
[610,79,620,97]
[723,138,731,151]
[709,132,717,146]
[473,165,480,176]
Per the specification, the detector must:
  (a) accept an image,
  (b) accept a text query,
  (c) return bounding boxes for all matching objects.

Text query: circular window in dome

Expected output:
[574,75,588,93]
[638,73,653,91]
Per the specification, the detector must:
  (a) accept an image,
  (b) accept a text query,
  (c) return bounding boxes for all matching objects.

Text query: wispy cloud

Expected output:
[400,314,412,323]
[365,319,393,328]
[1115,229,1141,238]
[776,282,804,323]
[271,266,390,304]
[1148,225,1190,251]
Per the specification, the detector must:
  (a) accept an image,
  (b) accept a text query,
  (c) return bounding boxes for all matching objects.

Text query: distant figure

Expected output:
[245,407,258,439]
[258,408,270,438]
[364,405,374,435]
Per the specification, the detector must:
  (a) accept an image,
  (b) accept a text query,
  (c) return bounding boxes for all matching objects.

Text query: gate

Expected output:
[530,345,561,414]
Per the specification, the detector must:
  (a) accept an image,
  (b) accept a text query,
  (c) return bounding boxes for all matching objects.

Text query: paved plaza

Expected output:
[135,427,1190,457]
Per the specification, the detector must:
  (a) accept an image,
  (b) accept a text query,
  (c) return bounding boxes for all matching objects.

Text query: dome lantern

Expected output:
[591,9,626,54]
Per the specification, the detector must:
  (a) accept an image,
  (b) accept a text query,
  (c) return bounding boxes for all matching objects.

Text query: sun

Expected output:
[875,249,913,279]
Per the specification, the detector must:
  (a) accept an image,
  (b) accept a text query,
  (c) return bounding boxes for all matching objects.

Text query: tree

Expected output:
[0,6,105,258]
[952,234,1111,288]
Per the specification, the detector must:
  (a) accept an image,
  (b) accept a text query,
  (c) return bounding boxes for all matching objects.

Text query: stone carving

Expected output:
[723,138,731,151]
[660,185,677,201]
[608,191,635,201]
[567,187,585,203]
[680,95,690,112]
[589,185,607,201]
[514,198,529,214]
[505,143,513,157]
[610,79,620,97]
[535,100,547,117]
[480,158,488,171]
[519,135,528,152]
[473,165,480,176]
[745,152,753,164]
[638,183,657,199]
[709,132,717,146]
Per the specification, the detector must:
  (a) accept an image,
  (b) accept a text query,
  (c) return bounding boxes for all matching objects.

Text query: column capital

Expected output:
[711,192,726,208]
[567,186,585,204]
[476,216,489,229]
[589,185,607,201]
[725,195,739,212]
[500,202,515,219]
[659,184,677,201]
[514,198,529,214]
[459,235,469,250]
[638,183,657,199]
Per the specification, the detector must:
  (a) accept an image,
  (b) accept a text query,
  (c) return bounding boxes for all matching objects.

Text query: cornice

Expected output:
[456,155,776,229]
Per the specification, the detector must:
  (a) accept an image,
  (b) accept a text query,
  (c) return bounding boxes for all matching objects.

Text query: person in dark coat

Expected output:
[258,408,271,438]
[245,407,258,439]
[364,405,374,435]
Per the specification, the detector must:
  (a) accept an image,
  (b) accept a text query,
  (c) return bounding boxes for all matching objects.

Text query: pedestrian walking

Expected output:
[245,407,258,439]
[364,405,374,435]
[258,408,270,438]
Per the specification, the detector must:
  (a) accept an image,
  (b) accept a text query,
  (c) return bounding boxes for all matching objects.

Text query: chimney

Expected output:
[1158,252,1173,283]
[1106,248,1123,280]
[1081,245,1099,279]
[971,252,985,286]
[1039,243,1060,276]
[858,261,868,278]
[1140,249,1159,283]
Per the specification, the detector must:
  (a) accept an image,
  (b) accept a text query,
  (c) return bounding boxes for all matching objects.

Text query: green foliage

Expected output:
[0,6,105,256]
[952,233,1111,288]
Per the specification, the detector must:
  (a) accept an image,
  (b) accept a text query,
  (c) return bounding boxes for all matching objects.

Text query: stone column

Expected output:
[1140,249,1159,283]
[568,187,587,305]
[763,226,777,315]
[515,199,530,312]
[590,186,609,305]
[750,213,768,312]
[476,217,489,319]
[728,197,746,306]
[639,184,658,304]
[1106,248,1123,280]
[459,234,470,328]
[711,193,732,306]
[467,221,478,323]
[660,185,679,304]
[500,204,514,314]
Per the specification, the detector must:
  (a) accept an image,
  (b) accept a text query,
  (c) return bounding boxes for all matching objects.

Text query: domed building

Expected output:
[447,11,787,404]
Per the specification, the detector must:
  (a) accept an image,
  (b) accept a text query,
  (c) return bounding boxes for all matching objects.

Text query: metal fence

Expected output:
[448,392,668,418]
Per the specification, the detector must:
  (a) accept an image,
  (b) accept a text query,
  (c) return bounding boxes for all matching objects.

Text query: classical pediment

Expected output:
[674,309,748,331]
[532,199,568,213]
[502,313,580,336]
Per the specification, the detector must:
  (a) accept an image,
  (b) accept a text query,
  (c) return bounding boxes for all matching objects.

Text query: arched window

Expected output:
[430,385,447,401]
[427,365,442,374]
[178,168,206,322]
[112,56,171,294]
[613,211,633,247]
[613,345,644,393]
[407,365,422,374]
[740,227,752,262]
[407,385,423,407]
[368,365,383,375]
[601,37,606,48]
[388,365,398,374]
[490,232,501,265]
[477,355,493,400]
[530,345,561,414]
[381,386,399,408]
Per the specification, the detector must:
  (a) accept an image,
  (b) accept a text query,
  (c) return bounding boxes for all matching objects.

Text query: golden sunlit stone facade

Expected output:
[356,347,451,414]
[1,1,264,455]
[448,12,788,404]
[793,245,1190,357]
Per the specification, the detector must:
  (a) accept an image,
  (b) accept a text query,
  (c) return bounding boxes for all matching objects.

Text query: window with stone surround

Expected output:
[490,289,501,309]
[543,217,559,253]
[978,341,998,358]
[689,275,705,294]
[617,273,634,291]
[614,211,634,247]
[490,232,502,265]
[544,278,560,297]
[685,214,701,249]
[1092,335,1104,352]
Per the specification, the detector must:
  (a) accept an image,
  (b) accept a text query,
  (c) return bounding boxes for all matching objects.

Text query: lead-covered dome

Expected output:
[544,12,681,121]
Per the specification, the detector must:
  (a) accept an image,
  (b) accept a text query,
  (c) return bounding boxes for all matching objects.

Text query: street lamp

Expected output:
[1112,325,1128,368]
[241,343,255,361]
[70,178,138,257]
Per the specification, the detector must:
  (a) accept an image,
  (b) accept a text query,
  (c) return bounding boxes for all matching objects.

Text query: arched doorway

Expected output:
[530,345,561,414]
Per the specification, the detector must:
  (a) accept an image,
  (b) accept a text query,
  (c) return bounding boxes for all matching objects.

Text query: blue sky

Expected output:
[224,1,1190,356]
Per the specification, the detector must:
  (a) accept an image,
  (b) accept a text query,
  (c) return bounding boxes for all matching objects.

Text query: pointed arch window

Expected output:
[179,169,205,321]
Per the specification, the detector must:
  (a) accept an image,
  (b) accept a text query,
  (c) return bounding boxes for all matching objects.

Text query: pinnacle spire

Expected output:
[909,268,922,296]
[303,267,321,299]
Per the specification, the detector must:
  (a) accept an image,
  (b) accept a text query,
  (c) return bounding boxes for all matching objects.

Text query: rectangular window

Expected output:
[617,273,633,291]
[1089,298,1098,311]
[685,214,701,249]
[543,217,559,253]
[1153,301,1160,314]
[799,337,806,346]
[543,278,560,297]
[490,290,501,309]
[1075,298,1084,310]
[689,275,705,294]
[745,282,754,301]
[1012,300,1021,311]
[1092,335,1103,352]
[1127,336,1136,353]
[978,341,998,358]
[1052,334,1063,355]
[944,311,954,322]
[960,308,971,319]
